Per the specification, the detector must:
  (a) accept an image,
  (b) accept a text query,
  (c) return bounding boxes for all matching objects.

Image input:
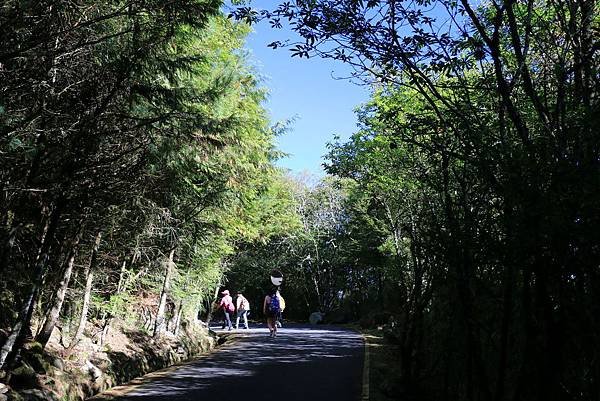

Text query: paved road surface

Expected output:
[92,324,365,401]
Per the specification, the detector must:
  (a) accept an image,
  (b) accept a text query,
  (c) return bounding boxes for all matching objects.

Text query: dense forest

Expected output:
[0,0,290,372]
[232,0,600,400]
[2,0,600,401]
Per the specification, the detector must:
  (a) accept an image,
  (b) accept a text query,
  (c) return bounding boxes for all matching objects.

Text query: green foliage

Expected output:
[0,0,289,364]
[229,0,600,399]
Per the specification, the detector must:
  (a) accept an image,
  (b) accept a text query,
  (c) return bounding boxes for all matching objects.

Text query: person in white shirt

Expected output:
[235,291,250,329]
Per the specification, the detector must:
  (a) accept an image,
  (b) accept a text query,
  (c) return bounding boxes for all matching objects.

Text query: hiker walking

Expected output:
[263,287,283,337]
[219,290,235,331]
[235,291,250,329]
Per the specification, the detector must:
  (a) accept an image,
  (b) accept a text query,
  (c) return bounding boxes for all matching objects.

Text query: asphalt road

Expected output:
[92,323,365,401]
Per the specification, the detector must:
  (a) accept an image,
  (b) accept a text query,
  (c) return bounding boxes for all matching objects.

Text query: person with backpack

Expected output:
[235,291,250,330]
[263,287,283,337]
[219,289,235,331]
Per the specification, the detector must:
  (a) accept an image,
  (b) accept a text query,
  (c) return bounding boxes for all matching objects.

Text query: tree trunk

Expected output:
[68,231,101,351]
[173,301,184,336]
[99,314,111,346]
[36,232,81,347]
[68,265,94,349]
[0,222,23,274]
[495,203,517,401]
[0,205,61,369]
[204,279,222,325]
[154,249,175,337]
[117,258,127,293]
[100,251,137,345]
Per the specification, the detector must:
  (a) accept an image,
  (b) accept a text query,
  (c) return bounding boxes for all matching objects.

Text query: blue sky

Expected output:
[244,20,371,175]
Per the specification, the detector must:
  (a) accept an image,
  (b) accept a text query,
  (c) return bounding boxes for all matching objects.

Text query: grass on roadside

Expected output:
[362,328,401,401]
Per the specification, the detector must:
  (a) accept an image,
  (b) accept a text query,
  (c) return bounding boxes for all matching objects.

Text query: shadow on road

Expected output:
[91,324,364,401]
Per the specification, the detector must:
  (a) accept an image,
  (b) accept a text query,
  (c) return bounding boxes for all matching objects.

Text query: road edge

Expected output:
[362,333,370,401]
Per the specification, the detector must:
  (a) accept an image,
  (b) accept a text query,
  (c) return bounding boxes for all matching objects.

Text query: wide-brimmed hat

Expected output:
[221,290,230,295]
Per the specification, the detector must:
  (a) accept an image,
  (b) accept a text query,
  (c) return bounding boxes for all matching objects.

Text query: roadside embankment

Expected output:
[0,320,217,401]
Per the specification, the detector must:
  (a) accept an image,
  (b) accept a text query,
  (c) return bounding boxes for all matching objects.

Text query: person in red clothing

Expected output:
[219,290,235,331]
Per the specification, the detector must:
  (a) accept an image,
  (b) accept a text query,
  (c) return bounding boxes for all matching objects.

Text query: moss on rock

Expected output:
[5,320,218,401]
[9,363,38,390]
